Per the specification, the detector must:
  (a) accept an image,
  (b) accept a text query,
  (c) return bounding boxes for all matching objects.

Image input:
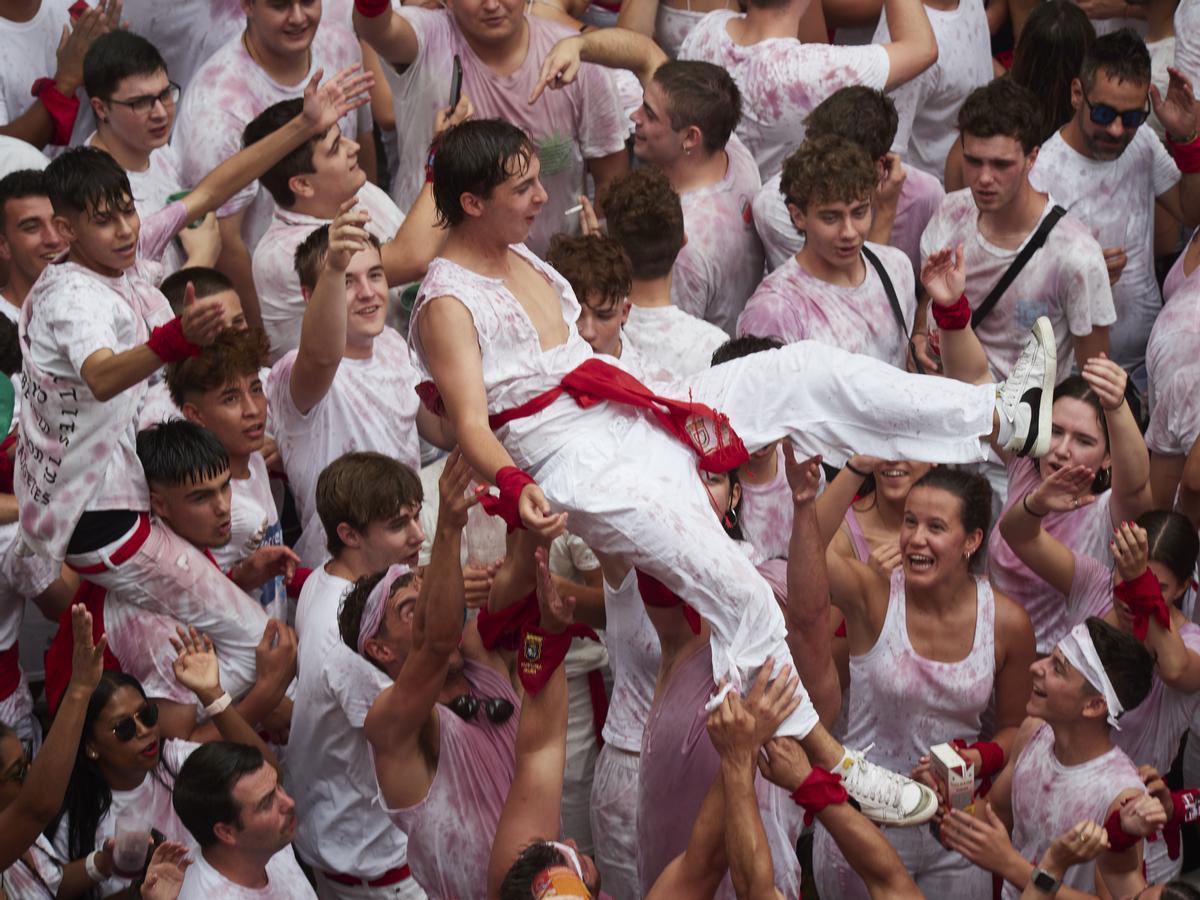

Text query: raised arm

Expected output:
[879,0,938,91]
[1083,356,1152,525]
[289,201,367,415]
[353,0,421,67]
[922,245,992,385]
[814,457,875,547]
[531,27,668,101]
[486,546,574,899]
[0,605,105,870]
[1151,69,1200,227]
[997,464,1094,597]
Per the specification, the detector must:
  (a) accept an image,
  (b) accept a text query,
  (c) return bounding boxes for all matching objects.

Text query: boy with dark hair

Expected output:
[546,233,634,361]
[0,169,64,319]
[288,450,426,898]
[266,210,451,567]
[752,85,943,275]
[173,741,315,898]
[1031,27,1200,387]
[738,133,919,369]
[244,96,450,360]
[600,168,729,376]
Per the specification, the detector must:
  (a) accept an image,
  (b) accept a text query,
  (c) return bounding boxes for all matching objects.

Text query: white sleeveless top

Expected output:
[1006,722,1144,899]
[601,566,663,752]
[844,569,996,773]
[409,245,599,471]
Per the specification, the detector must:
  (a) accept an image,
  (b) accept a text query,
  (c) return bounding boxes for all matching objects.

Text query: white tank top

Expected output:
[844,569,996,773]
[601,567,663,752]
[1006,722,1144,899]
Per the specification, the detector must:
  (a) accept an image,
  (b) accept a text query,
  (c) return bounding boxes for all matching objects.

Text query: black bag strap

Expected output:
[971,204,1067,329]
[861,244,924,375]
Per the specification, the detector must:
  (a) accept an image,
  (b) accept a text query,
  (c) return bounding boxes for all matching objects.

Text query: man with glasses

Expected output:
[1030,28,1200,389]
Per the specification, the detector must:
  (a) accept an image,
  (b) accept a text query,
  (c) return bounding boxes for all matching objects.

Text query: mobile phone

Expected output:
[449,54,463,111]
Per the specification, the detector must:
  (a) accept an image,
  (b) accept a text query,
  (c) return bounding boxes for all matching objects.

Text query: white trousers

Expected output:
[589,744,641,900]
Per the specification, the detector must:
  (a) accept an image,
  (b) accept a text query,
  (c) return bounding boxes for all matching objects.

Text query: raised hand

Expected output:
[535,546,576,633]
[782,442,823,505]
[326,199,372,273]
[55,0,121,94]
[742,657,803,745]
[66,602,108,694]
[177,212,221,268]
[255,619,298,692]
[920,245,967,308]
[1081,353,1127,413]
[576,195,601,237]
[530,35,583,103]
[518,483,568,541]
[757,736,813,792]
[170,625,223,703]
[434,91,474,141]
[706,689,759,764]
[1151,67,1199,143]
[1111,520,1149,584]
[1025,463,1097,515]
[302,64,375,135]
[180,281,226,347]
[438,448,482,532]
[875,153,906,211]
[140,841,192,900]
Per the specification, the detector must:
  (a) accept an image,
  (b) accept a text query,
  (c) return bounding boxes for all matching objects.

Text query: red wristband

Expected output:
[478,466,536,532]
[1114,567,1172,641]
[518,621,599,695]
[930,294,971,331]
[354,0,391,16]
[790,767,850,826]
[1169,134,1200,175]
[30,77,80,146]
[287,566,312,599]
[1103,806,1142,853]
[147,317,203,363]
[477,591,538,652]
[950,739,1005,779]
[1162,788,1200,860]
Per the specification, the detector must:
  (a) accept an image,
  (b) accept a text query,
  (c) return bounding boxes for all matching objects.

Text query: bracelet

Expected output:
[203,691,232,717]
[85,850,105,883]
[930,293,971,331]
[845,462,870,478]
[354,0,391,16]
[1022,492,1047,518]
[146,317,203,363]
[1168,132,1200,174]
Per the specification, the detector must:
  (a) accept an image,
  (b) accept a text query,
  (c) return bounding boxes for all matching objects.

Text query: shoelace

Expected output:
[842,744,906,809]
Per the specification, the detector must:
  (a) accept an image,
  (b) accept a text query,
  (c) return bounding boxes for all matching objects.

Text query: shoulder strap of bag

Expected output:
[861,244,924,376]
[971,204,1068,329]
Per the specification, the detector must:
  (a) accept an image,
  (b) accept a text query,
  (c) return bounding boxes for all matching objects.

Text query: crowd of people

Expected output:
[1,0,1200,896]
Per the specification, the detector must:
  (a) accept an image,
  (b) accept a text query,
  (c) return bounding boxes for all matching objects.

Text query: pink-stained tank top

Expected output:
[380,660,521,900]
[842,506,872,563]
[843,569,996,773]
[637,642,801,900]
[1162,230,1200,303]
[1005,722,1144,900]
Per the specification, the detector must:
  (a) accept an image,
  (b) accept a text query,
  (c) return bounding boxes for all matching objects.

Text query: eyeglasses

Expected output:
[111,702,160,742]
[1082,91,1150,129]
[447,694,515,725]
[108,82,181,116]
[1,747,30,785]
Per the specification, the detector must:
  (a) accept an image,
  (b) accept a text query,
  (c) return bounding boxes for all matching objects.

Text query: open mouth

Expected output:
[907,553,934,572]
[140,740,159,759]
[878,468,907,479]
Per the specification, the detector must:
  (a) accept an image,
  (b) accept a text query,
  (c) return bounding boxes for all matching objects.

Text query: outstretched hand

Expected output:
[742,658,803,745]
[140,841,193,900]
[180,281,226,347]
[757,736,813,793]
[920,245,967,307]
[434,91,474,140]
[66,602,108,695]
[1080,353,1127,412]
[326,198,372,273]
[782,442,822,505]
[437,448,483,532]
[301,64,375,135]
[530,35,584,103]
[1111,520,1149,585]
[1151,67,1199,143]
[706,689,759,764]
[171,625,223,703]
[1026,464,1097,515]
[518,483,568,541]
[534,545,576,633]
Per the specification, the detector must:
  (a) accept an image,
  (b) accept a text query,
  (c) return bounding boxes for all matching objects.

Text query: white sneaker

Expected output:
[836,744,938,826]
[997,316,1056,458]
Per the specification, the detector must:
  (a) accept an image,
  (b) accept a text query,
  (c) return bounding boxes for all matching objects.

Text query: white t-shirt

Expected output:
[172,22,367,253]
[120,0,243,94]
[1146,361,1200,458]
[679,10,890,180]
[0,135,49,178]
[266,327,422,568]
[0,834,62,898]
[252,182,405,363]
[385,9,627,256]
[753,164,944,276]
[1146,275,1200,417]
[670,134,765,333]
[918,188,1116,381]
[1030,128,1180,383]
[736,242,916,368]
[624,304,730,378]
[0,1,90,147]
[178,846,316,900]
[873,0,991,182]
[1177,0,1200,84]
[209,453,287,621]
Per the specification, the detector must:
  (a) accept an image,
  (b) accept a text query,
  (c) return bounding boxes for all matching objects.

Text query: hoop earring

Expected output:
[723,506,738,530]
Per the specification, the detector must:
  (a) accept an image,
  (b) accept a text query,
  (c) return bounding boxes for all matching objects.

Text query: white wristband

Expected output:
[85,849,105,883]
[203,691,232,718]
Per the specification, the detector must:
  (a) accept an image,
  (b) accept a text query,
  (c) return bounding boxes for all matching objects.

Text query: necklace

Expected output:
[242,29,312,83]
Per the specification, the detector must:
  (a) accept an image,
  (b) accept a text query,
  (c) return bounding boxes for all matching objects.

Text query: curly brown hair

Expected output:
[779,133,877,214]
[600,168,685,280]
[546,233,633,310]
[166,327,270,408]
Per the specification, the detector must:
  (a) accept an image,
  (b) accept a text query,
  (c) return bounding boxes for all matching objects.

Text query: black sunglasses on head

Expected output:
[448,693,514,725]
[111,702,159,743]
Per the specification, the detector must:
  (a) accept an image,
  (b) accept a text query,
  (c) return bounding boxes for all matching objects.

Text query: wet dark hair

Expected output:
[652,60,741,154]
[160,267,235,317]
[911,467,993,569]
[500,841,576,900]
[137,420,230,488]
[1081,27,1152,91]
[1010,1,1094,143]
[44,146,133,218]
[958,78,1043,155]
[710,335,784,367]
[337,568,417,668]
[1138,510,1200,585]
[45,672,178,860]
[1052,376,1112,493]
[243,99,321,208]
[1085,616,1154,713]
[0,169,49,231]
[83,30,168,101]
[432,120,536,228]
[804,86,899,161]
[173,741,266,849]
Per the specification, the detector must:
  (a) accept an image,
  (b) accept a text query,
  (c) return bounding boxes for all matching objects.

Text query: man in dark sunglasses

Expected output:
[1029,28,1200,390]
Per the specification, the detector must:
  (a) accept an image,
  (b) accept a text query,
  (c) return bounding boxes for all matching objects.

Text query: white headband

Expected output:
[356,564,411,656]
[1058,622,1124,730]
[547,841,584,880]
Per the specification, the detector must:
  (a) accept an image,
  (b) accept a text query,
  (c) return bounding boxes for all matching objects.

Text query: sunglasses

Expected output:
[1082,91,1150,129]
[447,693,515,725]
[111,702,160,742]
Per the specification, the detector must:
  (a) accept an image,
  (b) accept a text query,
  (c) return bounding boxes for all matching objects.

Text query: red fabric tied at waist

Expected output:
[790,767,850,826]
[1115,568,1172,641]
[0,644,20,700]
[518,621,600,696]
[418,357,750,474]
[477,591,539,652]
[44,580,122,715]
[636,569,702,635]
